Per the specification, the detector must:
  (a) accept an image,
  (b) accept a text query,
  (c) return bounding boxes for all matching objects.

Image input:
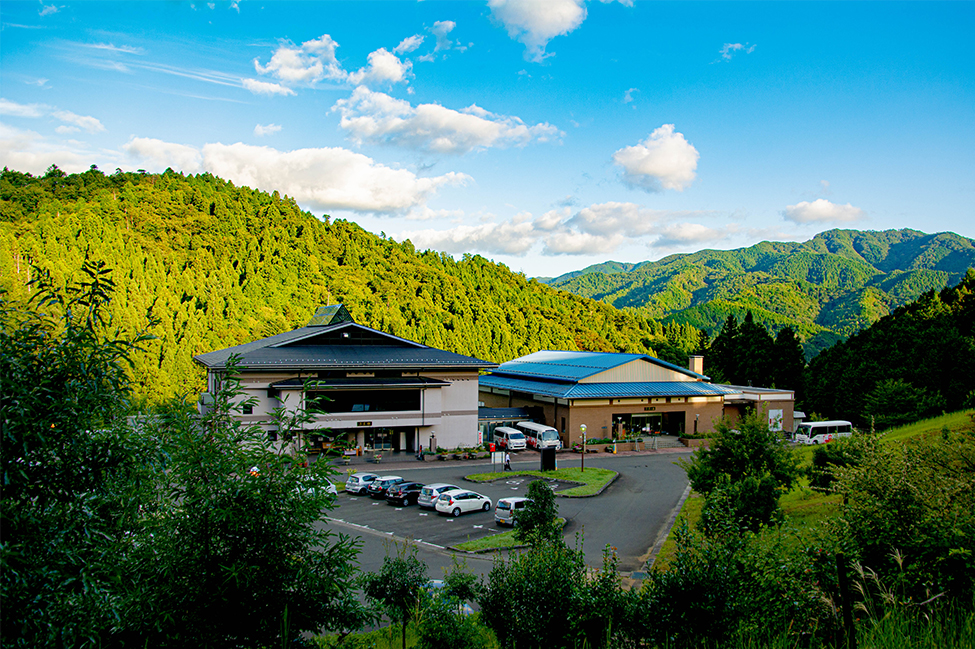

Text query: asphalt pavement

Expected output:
[317,447,693,580]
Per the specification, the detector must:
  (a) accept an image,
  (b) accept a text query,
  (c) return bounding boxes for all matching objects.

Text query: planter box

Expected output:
[679,437,710,448]
[584,441,643,453]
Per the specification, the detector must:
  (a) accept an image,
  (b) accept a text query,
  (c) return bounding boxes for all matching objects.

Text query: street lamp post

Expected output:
[580,424,587,473]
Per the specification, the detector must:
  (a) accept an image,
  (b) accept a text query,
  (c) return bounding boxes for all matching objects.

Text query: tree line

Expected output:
[699,269,975,427]
[0,166,700,405]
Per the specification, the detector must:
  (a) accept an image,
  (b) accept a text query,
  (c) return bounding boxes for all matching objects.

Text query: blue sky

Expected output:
[2,1,973,277]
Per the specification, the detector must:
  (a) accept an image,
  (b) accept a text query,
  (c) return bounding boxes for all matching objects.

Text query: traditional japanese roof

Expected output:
[194,304,495,372]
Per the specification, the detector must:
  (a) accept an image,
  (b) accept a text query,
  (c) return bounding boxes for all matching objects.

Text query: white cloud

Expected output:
[347,48,412,85]
[394,35,424,54]
[488,0,587,62]
[397,219,538,255]
[564,201,670,236]
[612,124,700,192]
[623,87,638,104]
[0,124,102,174]
[121,137,467,214]
[253,123,282,137]
[230,2,240,12]
[39,3,59,17]
[651,222,736,249]
[52,110,105,134]
[781,199,865,224]
[253,35,412,90]
[718,42,756,62]
[431,20,458,52]
[122,137,204,173]
[253,34,345,85]
[1,100,104,135]
[542,229,624,255]
[242,78,295,96]
[393,200,718,258]
[332,86,561,154]
[86,42,145,55]
[0,98,47,118]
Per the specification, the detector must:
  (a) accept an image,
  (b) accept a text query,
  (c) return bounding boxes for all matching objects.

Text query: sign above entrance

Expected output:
[643,407,656,411]
[356,421,373,427]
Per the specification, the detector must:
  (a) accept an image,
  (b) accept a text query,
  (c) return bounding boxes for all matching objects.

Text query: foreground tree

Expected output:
[1,262,367,647]
[363,543,428,649]
[129,358,366,647]
[513,479,561,545]
[681,408,800,533]
[0,261,156,646]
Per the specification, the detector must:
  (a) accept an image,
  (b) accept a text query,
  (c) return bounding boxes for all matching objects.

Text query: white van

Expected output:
[493,427,527,451]
[495,497,529,526]
[794,420,854,445]
[516,421,562,450]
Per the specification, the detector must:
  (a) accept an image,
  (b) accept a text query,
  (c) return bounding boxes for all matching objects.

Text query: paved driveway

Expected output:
[320,450,692,577]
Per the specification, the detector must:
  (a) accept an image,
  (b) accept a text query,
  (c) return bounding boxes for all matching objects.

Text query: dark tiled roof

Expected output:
[271,377,450,389]
[477,407,533,420]
[479,374,740,399]
[194,322,495,371]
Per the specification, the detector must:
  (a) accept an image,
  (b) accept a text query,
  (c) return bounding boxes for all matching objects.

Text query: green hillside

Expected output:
[0,167,688,403]
[543,229,975,356]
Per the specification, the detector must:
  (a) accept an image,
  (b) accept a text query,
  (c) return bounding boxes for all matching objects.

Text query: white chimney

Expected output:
[688,355,704,376]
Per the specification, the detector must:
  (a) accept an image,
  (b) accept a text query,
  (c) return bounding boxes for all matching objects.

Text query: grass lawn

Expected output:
[652,410,973,572]
[465,467,617,496]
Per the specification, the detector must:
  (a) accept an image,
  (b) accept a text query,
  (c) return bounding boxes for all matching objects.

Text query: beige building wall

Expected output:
[222,368,481,451]
[479,389,726,447]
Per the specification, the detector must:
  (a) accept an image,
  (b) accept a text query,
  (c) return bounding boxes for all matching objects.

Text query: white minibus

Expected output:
[794,420,853,445]
[516,421,563,450]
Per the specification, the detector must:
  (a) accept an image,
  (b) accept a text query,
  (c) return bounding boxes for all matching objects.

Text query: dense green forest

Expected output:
[0,166,699,403]
[804,269,975,427]
[542,229,975,357]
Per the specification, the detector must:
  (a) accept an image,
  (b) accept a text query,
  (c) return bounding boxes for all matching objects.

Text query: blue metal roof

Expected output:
[479,374,740,399]
[491,350,706,381]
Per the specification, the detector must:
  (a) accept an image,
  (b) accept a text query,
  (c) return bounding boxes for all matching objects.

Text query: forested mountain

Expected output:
[804,269,975,427]
[543,229,975,356]
[0,167,698,404]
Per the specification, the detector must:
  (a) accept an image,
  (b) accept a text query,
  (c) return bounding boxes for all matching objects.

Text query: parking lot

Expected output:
[321,450,693,577]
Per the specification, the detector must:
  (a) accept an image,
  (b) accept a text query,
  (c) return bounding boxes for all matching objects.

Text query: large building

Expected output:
[478,350,794,447]
[194,305,495,453]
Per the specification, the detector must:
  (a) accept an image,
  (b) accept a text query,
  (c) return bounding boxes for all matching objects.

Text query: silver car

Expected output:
[344,472,378,495]
[418,483,460,509]
[494,497,529,526]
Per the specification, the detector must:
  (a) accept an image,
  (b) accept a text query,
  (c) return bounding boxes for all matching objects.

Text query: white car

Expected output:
[345,472,379,495]
[296,477,337,497]
[434,489,493,517]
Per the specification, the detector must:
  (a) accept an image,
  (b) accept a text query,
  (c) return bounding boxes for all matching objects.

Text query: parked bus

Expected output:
[515,421,562,450]
[794,420,853,445]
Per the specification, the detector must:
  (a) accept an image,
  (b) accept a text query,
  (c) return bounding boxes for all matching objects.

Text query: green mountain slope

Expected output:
[0,167,681,403]
[543,229,975,355]
[804,270,975,425]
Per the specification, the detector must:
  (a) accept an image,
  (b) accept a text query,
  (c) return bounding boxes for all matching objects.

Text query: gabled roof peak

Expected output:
[307,304,354,327]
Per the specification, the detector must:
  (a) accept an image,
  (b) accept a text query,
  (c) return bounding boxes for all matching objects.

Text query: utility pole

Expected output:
[580,424,587,473]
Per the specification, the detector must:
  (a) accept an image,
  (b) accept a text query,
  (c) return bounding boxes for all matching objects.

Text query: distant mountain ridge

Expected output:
[541,229,975,356]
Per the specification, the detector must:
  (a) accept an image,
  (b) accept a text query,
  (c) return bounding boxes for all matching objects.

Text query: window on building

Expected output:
[242,404,253,415]
[308,389,421,414]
